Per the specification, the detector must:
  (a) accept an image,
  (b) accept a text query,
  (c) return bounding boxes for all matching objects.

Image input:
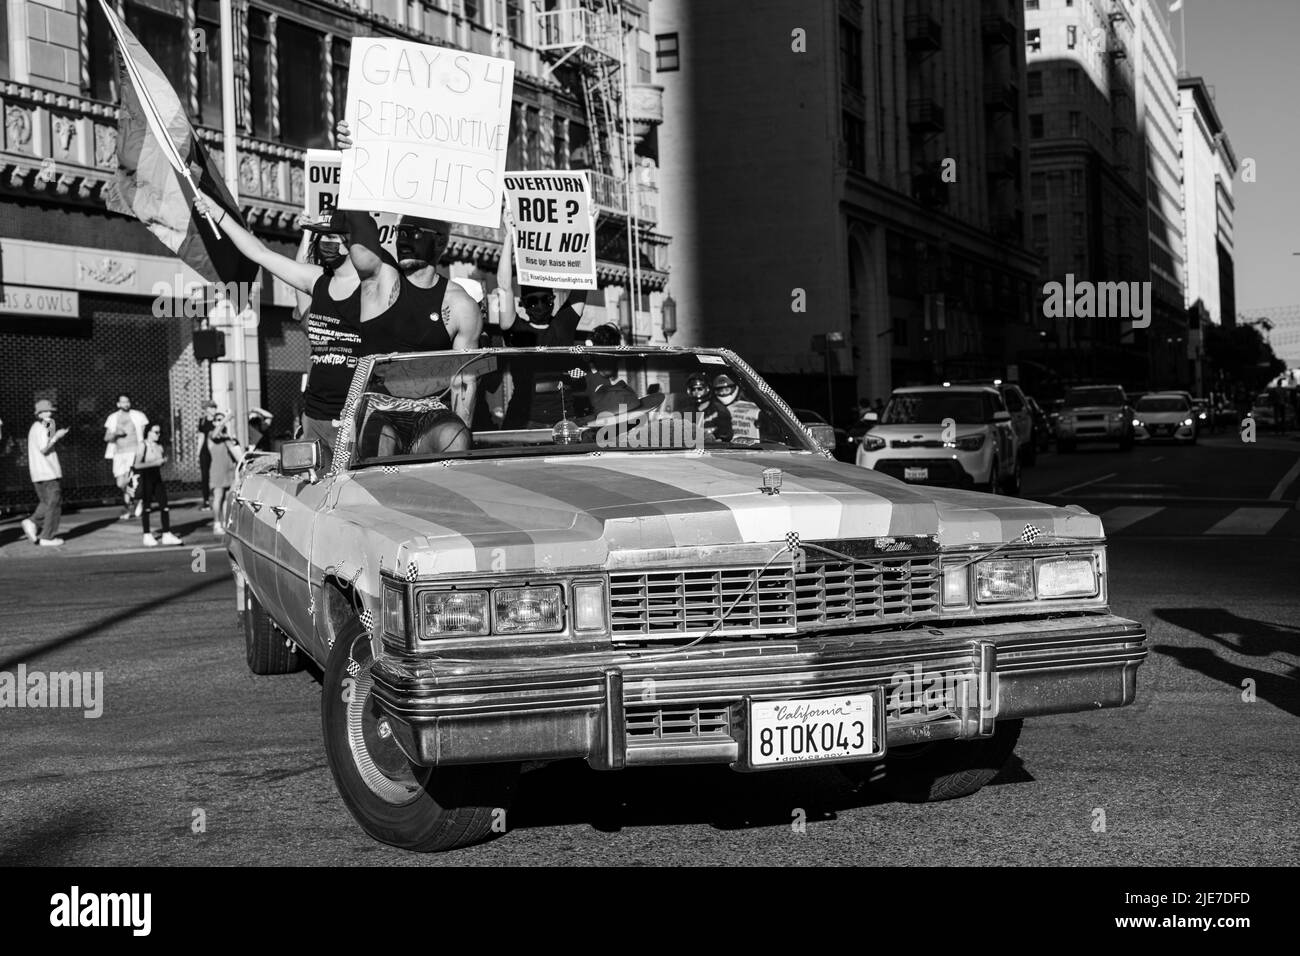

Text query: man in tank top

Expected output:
[192,194,361,468]
[334,121,483,427]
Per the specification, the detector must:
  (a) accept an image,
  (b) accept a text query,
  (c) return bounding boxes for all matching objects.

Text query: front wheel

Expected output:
[842,719,1023,802]
[321,619,518,852]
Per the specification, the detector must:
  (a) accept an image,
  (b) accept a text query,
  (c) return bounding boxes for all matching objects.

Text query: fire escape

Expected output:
[535,0,657,331]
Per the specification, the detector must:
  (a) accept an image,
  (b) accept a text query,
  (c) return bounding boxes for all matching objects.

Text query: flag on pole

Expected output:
[97,0,256,287]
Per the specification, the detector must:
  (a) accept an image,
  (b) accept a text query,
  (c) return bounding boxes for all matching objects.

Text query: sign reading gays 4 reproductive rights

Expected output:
[305,149,398,253]
[338,39,514,228]
[503,171,597,289]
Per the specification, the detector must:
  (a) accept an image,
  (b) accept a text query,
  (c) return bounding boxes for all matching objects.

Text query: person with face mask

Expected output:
[490,206,587,347]
[192,195,363,468]
[685,373,732,443]
[333,121,483,427]
[712,372,760,441]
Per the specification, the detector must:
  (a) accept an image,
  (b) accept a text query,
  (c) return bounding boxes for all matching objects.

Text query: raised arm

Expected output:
[192,193,322,294]
[341,209,386,279]
[444,288,484,425]
[291,216,315,319]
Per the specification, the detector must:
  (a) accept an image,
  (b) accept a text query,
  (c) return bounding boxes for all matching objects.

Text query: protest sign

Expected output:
[305,149,398,253]
[502,171,597,289]
[339,39,514,228]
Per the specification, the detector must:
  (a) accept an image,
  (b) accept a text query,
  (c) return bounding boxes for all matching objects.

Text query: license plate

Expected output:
[903,466,928,481]
[749,693,880,767]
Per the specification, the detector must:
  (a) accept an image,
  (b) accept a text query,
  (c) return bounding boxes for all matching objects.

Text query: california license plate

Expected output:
[749,693,881,767]
[903,466,928,481]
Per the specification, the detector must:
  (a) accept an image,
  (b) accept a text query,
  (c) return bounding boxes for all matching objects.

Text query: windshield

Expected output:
[344,350,814,466]
[1065,387,1125,407]
[1136,397,1189,412]
[883,392,988,425]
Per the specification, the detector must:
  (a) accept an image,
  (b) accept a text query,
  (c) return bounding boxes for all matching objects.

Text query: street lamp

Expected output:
[660,294,676,341]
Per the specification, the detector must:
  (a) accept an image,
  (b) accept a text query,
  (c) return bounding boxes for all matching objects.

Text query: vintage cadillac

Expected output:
[225,346,1147,852]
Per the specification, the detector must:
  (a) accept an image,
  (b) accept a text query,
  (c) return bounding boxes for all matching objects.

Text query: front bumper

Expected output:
[1058,418,1128,442]
[371,613,1147,771]
[1135,421,1195,441]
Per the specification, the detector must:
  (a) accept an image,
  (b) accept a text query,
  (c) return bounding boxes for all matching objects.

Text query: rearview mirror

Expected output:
[280,440,320,476]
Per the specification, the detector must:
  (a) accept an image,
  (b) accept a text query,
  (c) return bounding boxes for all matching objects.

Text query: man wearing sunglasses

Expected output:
[490,206,586,348]
[333,121,483,426]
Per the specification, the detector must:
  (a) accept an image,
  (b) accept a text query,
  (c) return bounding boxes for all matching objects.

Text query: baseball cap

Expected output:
[34,399,56,414]
[302,210,350,234]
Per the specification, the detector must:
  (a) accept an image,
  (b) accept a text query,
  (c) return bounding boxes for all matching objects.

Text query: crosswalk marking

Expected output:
[1205,508,1290,536]
[1101,506,1164,535]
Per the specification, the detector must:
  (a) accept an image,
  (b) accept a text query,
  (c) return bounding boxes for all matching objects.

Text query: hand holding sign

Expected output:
[502,171,597,290]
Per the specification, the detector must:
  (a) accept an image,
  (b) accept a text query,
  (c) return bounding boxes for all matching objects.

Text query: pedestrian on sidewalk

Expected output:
[206,411,242,535]
[135,423,183,547]
[103,393,148,520]
[21,399,69,547]
[196,400,217,510]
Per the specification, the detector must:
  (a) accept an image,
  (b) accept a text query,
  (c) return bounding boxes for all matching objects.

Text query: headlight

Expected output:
[1059,414,1074,424]
[975,559,1034,603]
[420,590,489,638]
[493,586,564,634]
[942,563,969,607]
[572,581,608,631]
[382,581,407,639]
[863,435,885,451]
[1112,412,1124,421]
[955,434,986,452]
[1036,556,1098,598]
[1182,418,1194,427]
[1132,418,1143,428]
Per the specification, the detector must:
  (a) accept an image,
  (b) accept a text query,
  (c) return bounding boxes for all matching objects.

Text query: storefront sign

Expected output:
[0,284,80,319]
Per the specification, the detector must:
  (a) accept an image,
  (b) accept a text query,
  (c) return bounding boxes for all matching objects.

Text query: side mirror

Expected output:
[993,410,1012,423]
[863,411,879,423]
[807,423,837,452]
[280,440,321,478]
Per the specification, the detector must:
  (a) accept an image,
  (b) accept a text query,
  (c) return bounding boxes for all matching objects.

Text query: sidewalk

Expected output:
[0,498,225,558]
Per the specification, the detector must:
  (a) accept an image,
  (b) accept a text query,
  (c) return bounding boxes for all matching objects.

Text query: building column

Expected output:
[266,12,279,140]
[185,0,199,117]
[322,32,334,141]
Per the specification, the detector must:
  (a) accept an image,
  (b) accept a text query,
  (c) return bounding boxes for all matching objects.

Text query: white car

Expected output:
[1132,393,1197,444]
[856,386,1021,494]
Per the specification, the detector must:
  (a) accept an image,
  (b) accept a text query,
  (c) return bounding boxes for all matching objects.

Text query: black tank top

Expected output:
[362,272,454,355]
[303,273,363,420]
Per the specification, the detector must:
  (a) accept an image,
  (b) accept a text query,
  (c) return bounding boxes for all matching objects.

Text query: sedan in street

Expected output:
[1132,393,1197,445]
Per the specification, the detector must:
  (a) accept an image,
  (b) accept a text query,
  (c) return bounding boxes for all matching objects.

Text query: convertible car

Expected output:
[225,346,1147,852]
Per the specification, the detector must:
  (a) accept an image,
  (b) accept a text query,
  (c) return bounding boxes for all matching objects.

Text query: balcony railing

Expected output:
[907,99,946,134]
[535,7,622,61]
[589,170,658,225]
[905,15,943,53]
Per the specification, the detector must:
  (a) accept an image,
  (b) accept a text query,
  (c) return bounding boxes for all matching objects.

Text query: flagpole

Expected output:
[219,0,250,446]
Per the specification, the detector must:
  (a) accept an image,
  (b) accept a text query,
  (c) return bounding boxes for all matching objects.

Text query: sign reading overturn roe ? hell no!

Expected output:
[338,38,514,228]
[503,170,597,289]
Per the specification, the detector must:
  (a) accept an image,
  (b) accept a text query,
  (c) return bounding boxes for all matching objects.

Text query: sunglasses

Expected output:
[687,385,709,394]
[396,227,447,241]
[523,295,555,307]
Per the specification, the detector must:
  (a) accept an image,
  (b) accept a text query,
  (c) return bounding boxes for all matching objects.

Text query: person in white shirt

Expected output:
[22,399,69,547]
[103,393,149,520]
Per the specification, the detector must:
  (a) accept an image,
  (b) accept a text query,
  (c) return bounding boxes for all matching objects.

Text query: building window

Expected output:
[0,0,9,80]
[1030,113,1044,138]
[1027,29,1041,53]
[655,32,679,72]
[88,1,187,104]
[248,9,273,138]
[638,48,651,83]
[277,18,328,148]
[1069,68,1080,93]
[1070,169,1083,196]
[462,0,481,24]
[568,122,590,168]
[1067,25,1077,49]
[1026,0,1039,9]
[332,38,351,131]
[1069,111,1080,136]
[1031,172,1047,201]
[842,112,865,173]
[839,19,863,92]
[1072,213,1085,238]
[1032,214,1048,240]
[1028,71,1043,97]
[553,115,568,168]
[504,0,524,41]
[195,0,222,125]
[525,106,541,168]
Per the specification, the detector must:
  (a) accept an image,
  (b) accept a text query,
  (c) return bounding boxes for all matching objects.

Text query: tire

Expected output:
[858,719,1023,803]
[321,619,518,852]
[1002,456,1023,496]
[244,585,304,675]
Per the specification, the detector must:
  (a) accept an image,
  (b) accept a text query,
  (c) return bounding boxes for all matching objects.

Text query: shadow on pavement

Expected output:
[1153,607,1300,719]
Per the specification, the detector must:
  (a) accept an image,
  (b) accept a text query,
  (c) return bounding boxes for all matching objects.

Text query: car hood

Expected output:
[861,423,987,439]
[1061,405,1123,414]
[332,453,1101,573]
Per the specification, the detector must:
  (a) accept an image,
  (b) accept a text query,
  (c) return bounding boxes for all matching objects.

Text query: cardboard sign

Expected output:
[502,171,597,289]
[339,39,515,228]
[305,149,399,254]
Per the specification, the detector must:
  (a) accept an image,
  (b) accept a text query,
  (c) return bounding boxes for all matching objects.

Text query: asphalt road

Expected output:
[1,434,1297,866]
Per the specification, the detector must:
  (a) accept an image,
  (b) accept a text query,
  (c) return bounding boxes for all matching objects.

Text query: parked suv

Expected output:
[953,380,1036,465]
[1057,385,1135,452]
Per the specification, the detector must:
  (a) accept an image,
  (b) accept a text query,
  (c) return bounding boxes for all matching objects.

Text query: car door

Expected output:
[230,469,290,626]
[1001,386,1032,451]
[273,472,335,648]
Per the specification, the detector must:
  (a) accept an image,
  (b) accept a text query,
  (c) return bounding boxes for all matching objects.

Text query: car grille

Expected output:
[609,554,942,643]
[625,704,731,740]
[890,438,946,448]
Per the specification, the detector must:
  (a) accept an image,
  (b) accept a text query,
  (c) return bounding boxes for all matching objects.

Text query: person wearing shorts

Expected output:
[104,393,148,520]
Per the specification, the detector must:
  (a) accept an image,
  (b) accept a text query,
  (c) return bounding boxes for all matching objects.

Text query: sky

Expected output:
[1178,0,1300,314]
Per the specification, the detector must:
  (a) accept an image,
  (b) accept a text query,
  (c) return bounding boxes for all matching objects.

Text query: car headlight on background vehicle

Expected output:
[975,559,1034,603]
[1036,556,1098,598]
[955,434,985,452]
[421,590,489,638]
[1182,418,1194,427]
[1112,412,1125,422]
[493,586,564,634]
[1132,418,1143,428]
[862,435,885,451]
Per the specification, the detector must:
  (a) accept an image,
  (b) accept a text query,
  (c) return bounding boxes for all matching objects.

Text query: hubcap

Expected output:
[344,640,428,805]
